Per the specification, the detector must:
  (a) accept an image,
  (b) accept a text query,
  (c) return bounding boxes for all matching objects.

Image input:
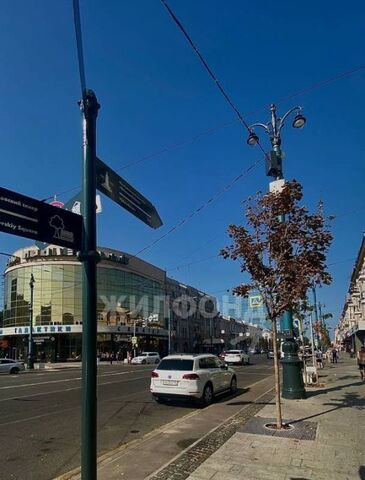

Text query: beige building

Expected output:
[335,234,365,352]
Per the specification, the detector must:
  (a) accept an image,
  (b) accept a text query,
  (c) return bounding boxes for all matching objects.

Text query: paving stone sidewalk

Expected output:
[187,357,365,480]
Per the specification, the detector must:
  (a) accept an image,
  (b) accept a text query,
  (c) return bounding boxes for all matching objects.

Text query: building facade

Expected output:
[0,245,264,361]
[335,234,365,352]
[222,291,271,330]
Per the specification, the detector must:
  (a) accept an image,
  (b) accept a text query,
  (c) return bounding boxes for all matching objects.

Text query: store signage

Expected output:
[96,157,163,229]
[0,325,75,336]
[0,186,82,250]
[0,325,168,337]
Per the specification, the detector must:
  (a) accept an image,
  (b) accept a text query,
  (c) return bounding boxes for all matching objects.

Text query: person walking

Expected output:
[357,346,365,381]
[315,349,323,369]
[331,347,338,364]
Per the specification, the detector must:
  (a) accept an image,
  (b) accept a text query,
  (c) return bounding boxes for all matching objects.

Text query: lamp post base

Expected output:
[281,334,306,399]
[27,355,34,370]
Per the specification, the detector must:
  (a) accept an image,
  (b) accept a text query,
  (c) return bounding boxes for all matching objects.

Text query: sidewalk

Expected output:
[187,357,364,480]
[55,374,275,480]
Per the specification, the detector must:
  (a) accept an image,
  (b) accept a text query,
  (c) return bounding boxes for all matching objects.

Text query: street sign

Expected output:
[35,192,102,251]
[65,191,102,215]
[0,186,82,250]
[96,157,162,229]
[131,336,138,345]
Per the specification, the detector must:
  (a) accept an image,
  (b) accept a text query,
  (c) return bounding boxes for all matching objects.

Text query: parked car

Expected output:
[224,350,250,365]
[131,352,161,365]
[0,358,25,374]
[267,349,281,360]
[150,354,237,406]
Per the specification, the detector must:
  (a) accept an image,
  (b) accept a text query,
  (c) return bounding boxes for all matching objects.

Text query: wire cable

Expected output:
[133,157,261,257]
[167,254,220,272]
[43,61,365,201]
[72,0,87,95]
[160,0,268,159]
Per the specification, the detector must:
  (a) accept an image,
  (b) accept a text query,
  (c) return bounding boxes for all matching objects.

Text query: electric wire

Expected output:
[133,157,261,257]
[42,62,365,201]
[160,0,268,159]
[167,254,220,272]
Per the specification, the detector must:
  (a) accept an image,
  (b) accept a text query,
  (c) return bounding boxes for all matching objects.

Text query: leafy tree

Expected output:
[221,180,332,429]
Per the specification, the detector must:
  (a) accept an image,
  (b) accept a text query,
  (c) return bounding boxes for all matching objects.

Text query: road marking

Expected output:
[0,374,151,402]
[0,368,152,390]
[0,387,149,427]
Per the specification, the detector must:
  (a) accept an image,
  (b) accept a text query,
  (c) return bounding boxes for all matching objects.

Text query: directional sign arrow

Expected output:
[95,157,162,229]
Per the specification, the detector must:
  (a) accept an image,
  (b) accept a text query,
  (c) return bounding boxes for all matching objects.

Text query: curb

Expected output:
[53,375,273,480]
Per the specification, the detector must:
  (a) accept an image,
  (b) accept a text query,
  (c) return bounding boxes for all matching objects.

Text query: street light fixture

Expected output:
[246,103,307,400]
[246,104,306,179]
[292,112,306,129]
[247,131,259,146]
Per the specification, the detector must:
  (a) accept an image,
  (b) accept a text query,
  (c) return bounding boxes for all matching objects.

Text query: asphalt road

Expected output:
[0,355,273,480]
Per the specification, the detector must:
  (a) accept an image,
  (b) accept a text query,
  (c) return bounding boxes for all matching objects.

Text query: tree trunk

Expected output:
[272,317,283,429]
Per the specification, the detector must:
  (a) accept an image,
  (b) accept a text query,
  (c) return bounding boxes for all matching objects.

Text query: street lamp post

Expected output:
[0,252,35,366]
[312,284,320,349]
[28,274,35,369]
[247,103,306,400]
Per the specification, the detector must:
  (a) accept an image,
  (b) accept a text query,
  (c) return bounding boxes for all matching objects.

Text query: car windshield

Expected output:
[157,359,194,371]
[226,351,240,354]
[139,353,148,357]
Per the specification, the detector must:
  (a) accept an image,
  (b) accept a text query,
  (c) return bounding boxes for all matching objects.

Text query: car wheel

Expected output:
[10,367,19,375]
[230,376,237,394]
[201,383,213,407]
[155,359,159,364]
[142,360,146,364]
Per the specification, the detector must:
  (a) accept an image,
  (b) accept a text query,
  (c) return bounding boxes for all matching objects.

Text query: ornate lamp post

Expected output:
[246,103,306,400]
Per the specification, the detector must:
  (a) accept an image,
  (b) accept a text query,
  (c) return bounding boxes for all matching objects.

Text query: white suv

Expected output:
[224,350,250,365]
[131,352,160,365]
[150,354,237,406]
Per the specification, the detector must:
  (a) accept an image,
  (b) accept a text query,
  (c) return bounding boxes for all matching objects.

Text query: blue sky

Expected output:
[0,1,364,334]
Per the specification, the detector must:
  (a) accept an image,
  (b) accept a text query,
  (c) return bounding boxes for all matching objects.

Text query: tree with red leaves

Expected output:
[221,180,332,428]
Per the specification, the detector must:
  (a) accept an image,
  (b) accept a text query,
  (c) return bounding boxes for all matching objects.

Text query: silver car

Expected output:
[0,358,25,374]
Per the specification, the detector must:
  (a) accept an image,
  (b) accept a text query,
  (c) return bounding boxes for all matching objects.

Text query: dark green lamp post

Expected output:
[78,89,100,480]
[247,103,306,400]
[27,273,35,370]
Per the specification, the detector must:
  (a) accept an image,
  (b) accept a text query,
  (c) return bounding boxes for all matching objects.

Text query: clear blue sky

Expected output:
[0,1,364,334]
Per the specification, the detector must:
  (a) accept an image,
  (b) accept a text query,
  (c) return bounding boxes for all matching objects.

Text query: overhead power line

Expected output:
[167,254,220,272]
[42,60,365,202]
[133,157,262,257]
[160,0,268,160]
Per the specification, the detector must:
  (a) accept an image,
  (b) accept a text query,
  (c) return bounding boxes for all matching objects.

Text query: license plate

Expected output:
[162,380,178,386]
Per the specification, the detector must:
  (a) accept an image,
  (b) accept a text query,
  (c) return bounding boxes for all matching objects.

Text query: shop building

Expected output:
[0,245,265,361]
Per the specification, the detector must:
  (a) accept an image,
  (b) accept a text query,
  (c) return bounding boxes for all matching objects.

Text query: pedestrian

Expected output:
[109,351,113,365]
[315,349,323,369]
[357,346,365,381]
[331,347,338,364]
